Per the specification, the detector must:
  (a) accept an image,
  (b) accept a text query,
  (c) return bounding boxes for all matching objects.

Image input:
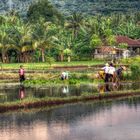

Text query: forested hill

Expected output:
[0,0,140,15]
[51,0,140,15]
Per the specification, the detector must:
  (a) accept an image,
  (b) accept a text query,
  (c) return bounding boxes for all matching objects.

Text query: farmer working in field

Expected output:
[19,65,25,83]
[116,65,126,81]
[61,71,69,80]
[101,63,110,82]
[108,63,116,82]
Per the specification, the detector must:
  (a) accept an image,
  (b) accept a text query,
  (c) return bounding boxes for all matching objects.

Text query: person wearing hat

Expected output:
[108,63,116,82]
[101,63,110,82]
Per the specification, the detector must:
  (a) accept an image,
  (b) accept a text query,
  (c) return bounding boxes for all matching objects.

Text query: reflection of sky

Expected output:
[0,101,140,140]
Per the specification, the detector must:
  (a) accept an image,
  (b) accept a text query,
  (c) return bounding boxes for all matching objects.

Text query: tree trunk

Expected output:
[60,52,64,62]
[19,53,23,63]
[6,54,9,63]
[41,49,45,62]
[22,53,26,63]
[2,52,6,63]
[67,56,71,62]
[2,50,7,63]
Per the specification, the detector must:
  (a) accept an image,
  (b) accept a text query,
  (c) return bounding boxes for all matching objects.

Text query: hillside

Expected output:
[0,0,33,15]
[0,0,140,16]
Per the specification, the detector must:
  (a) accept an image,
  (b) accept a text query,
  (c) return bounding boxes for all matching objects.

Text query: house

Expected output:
[94,35,140,59]
[116,35,140,55]
[94,46,125,59]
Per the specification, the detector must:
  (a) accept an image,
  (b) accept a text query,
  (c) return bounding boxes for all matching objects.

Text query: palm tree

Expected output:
[52,29,73,62]
[65,13,83,39]
[0,14,34,63]
[116,21,140,39]
[0,16,13,63]
[32,18,57,62]
[10,18,33,62]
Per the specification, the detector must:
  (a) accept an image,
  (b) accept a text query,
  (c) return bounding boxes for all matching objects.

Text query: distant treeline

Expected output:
[0,0,140,63]
[1,0,140,16]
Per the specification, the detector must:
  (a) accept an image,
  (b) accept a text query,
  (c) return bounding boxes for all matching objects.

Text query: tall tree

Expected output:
[9,16,33,62]
[66,13,83,39]
[27,0,62,23]
[32,18,57,62]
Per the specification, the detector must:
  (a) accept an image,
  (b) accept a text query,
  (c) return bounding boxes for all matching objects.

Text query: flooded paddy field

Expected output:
[0,81,139,140]
[0,96,140,140]
[0,82,139,103]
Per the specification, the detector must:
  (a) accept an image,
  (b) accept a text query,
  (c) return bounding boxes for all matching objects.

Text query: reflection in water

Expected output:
[0,97,140,140]
[0,82,139,103]
[19,85,25,100]
[98,83,120,94]
[62,85,69,94]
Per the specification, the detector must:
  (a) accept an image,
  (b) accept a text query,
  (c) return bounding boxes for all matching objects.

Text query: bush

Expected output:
[130,64,140,80]
[68,79,78,84]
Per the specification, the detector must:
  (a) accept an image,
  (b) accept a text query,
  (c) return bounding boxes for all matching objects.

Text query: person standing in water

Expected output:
[19,65,25,83]
[108,63,116,82]
[101,63,110,82]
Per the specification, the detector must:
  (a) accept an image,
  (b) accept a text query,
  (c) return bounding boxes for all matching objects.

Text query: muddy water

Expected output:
[0,82,140,103]
[0,97,140,140]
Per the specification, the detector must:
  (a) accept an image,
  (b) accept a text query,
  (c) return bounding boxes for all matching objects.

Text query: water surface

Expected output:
[0,97,140,140]
[0,82,140,103]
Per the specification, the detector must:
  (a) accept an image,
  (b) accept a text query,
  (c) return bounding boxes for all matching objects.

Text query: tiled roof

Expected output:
[116,35,140,47]
[98,46,122,54]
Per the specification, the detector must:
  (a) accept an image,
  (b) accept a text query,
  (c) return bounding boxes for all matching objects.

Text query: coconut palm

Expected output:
[10,18,33,62]
[116,21,140,39]
[65,13,84,39]
[52,28,73,61]
[32,18,57,62]
[0,16,14,62]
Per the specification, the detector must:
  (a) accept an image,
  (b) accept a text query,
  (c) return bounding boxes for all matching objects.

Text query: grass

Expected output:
[0,60,105,70]
[24,78,103,87]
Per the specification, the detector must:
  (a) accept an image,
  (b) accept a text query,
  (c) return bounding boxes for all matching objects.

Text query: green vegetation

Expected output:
[130,64,140,80]
[118,43,128,49]
[0,0,140,64]
[23,71,104,86]
[121,56,140,65]
[0,60,104,69]
[27,0,62,23]
[119,57,140,81]
[0,0,140,113]
[24,77,102,86]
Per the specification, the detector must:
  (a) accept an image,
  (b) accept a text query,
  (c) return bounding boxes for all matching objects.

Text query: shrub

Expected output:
[130,64,140,80]
[68,79,78,84]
